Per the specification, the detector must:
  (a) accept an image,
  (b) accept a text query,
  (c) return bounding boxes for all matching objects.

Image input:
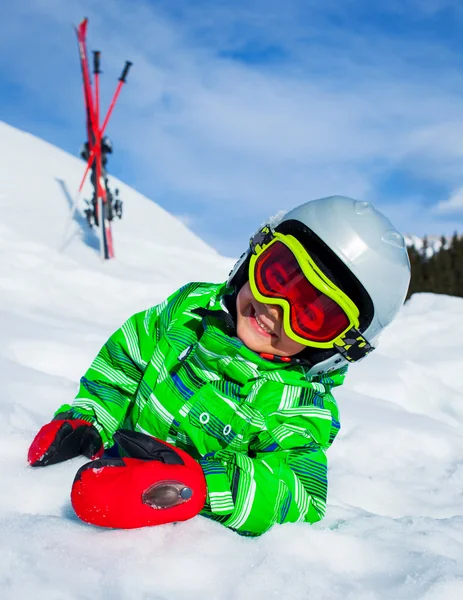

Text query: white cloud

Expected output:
[2,0,463,251]
[435,187,463,214]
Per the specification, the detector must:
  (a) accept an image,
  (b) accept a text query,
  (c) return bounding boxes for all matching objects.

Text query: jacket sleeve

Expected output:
[199,379,342,536]
[52,282,209,446]
[53,280,201,447]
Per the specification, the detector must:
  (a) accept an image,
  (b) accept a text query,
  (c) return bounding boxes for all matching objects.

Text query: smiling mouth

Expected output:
[250,305,277,337]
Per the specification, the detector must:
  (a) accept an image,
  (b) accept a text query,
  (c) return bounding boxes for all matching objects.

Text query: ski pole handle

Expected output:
[93,51,101,74]
[100,60,133,135]
[119,61,133,82]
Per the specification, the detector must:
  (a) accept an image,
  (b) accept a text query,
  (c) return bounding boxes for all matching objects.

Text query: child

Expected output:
[28,195,410,536]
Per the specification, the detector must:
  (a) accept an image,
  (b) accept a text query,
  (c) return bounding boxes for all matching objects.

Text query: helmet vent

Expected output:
[355,201,372,215]
[382,229,405,249]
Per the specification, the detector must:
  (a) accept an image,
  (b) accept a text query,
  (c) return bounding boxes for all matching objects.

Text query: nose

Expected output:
[265,303,283,322]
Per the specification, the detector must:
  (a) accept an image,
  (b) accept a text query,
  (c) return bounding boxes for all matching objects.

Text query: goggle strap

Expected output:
[250,226,275,254]
[334,328,374,363]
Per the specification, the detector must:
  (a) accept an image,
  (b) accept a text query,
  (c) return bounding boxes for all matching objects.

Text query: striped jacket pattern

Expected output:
[55,282,346,535]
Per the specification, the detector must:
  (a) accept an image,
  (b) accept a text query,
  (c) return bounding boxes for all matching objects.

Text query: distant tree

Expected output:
[420,235,436,292]
[451,232,463,296]
[433,235,453,295]
[406,232,463,299]
[406,244,424,299]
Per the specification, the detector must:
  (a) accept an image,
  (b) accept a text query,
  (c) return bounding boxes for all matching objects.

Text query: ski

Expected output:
[74,17,132,260]
[75,19,96,156]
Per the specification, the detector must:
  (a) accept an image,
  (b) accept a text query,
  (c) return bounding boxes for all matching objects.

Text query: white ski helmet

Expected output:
[228,195,411,376]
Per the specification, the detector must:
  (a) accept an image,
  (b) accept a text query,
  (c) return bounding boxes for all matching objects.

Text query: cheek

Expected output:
[236,283,252,313]
[236,287,249,331]
[277,327,306,355]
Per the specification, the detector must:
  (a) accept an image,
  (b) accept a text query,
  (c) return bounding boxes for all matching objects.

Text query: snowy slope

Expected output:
[1,123,463,600]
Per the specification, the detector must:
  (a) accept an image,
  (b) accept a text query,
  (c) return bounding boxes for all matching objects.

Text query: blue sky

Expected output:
[1,0,463,256]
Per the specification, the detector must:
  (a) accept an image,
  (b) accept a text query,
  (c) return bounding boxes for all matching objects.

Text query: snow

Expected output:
[1,121,463,599]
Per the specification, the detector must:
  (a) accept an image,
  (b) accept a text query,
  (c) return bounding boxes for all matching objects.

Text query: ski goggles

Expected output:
[248,227,373,360]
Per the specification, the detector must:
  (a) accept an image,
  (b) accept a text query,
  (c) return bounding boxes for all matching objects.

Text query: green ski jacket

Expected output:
[56,282,346,536]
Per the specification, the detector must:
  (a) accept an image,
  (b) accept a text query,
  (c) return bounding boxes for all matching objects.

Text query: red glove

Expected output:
[28,412,103,467]
[71,430,207,529]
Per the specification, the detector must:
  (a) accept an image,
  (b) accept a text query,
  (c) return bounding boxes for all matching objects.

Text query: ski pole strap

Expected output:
[119,61,133,82]
[93,51,101,74]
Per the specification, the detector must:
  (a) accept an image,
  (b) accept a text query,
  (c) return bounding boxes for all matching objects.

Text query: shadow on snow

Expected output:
[56,177,100,255]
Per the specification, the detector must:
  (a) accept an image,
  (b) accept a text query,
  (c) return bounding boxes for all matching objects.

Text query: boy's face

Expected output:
[236,281,306,357]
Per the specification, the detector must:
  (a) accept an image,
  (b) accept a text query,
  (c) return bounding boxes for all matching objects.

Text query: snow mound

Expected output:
[1,122,463,600]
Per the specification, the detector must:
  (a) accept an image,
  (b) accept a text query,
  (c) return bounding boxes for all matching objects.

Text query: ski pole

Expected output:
[100,61,133,135]
[93,50,106,204]
[93,51,101,142]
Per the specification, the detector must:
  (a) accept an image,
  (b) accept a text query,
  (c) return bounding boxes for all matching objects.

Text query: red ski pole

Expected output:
[100,61,133,134]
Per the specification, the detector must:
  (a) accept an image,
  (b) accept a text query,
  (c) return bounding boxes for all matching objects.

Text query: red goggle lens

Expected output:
[254,241,350,342]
